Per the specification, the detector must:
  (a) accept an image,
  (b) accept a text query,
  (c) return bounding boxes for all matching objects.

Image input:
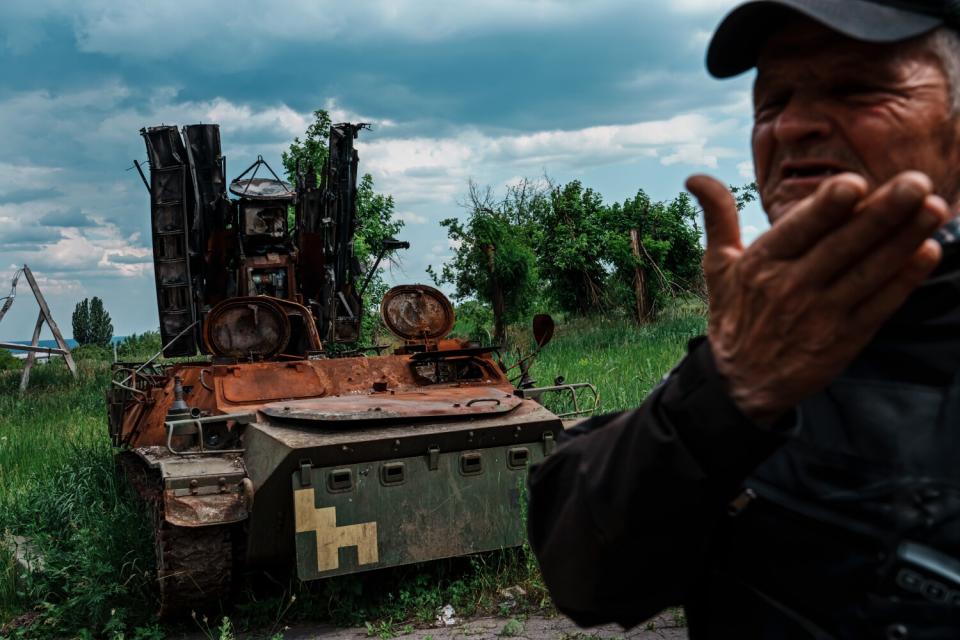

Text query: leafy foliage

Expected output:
[432,176,739,324]
[533,180,609,315]
[429,180,542,343]
[0,348,21,371]
[434,177,759,323]
[603,189,704,316]
[117,331,162,361]
[71,297,113,347]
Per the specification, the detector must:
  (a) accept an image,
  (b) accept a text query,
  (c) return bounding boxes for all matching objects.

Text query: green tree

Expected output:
[71,298,89,345]
[71,297,113,347]
[533,180,609,315]
[428,180,542,344]
[282,110,404,338]
[603,189,705,318]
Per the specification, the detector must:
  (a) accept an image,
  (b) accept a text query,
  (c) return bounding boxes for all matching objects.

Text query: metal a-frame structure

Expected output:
[0,264,78,391]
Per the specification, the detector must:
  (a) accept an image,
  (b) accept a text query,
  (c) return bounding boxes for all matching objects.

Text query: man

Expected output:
[527,1,960,637]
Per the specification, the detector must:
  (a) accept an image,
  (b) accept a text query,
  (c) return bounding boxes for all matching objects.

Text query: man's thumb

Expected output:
[686,174,742,251]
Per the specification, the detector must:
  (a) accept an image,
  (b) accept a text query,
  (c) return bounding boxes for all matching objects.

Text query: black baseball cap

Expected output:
[707,0,959,78]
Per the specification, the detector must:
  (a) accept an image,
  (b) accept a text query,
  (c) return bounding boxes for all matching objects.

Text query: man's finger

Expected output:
[687,174,741,252]
[800,171,937,285]
[754,173,867,258]
[826,194,948,304]
[850,240,941,328]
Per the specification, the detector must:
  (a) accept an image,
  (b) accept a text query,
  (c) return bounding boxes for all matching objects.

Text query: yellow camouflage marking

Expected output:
[294,488,378,571]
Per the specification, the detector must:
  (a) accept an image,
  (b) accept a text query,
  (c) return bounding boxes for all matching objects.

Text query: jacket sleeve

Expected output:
[526,336,795,628]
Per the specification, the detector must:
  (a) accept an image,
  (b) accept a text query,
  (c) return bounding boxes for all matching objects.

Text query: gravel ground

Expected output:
[277,612,688,640]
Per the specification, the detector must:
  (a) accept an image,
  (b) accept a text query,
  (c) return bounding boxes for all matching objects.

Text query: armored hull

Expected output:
[110,349,562,613]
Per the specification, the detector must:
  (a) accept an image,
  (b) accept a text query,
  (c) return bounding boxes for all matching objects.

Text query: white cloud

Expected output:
[670,0,738,15]
[396,211,428,224]
[360,113,739,205]
[737,160,754,179]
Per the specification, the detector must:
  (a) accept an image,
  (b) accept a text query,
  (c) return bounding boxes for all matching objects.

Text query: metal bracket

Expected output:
[542,431,556,456]
[427,445,440,471]
[516,382,600,418]
[299,459,313,487]
[164,411,254,455]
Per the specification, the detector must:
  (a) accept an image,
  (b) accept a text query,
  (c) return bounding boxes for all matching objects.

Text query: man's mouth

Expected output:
[783,167,841,179]
[780,163,846,180]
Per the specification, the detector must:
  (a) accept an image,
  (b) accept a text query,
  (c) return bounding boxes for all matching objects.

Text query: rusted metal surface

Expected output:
[111,348,515,448]
[381,284,455,340]
[532,313,554,347]
[229,177,295,200]
[261,387,521,423]
[163,490,248,527]
[204,297,290,358]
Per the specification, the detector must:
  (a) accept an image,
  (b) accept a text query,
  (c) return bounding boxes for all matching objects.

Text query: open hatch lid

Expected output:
[380,284,455,341]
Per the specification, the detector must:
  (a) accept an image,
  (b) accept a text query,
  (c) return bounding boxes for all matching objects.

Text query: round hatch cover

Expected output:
[380,285,455,341]
[229,177,296,201]
[203,297,291,358]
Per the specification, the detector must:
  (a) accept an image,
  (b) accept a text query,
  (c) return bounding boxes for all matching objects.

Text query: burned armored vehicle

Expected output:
[108,122,597,614]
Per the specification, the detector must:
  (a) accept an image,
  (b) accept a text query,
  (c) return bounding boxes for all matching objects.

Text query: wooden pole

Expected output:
[21,265,77,378]
[483,244,506,346]
[630,229,651,324]
[19,311,44,391]
[0,343,66,354]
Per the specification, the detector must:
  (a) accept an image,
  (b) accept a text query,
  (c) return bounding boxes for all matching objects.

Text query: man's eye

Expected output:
[834,84,888,99]
[754,97,786,119]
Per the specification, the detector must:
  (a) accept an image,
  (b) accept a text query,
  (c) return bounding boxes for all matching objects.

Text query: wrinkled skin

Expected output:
[686,20,960,423]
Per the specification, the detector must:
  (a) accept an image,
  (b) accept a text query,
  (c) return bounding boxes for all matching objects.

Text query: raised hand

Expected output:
[686,171,947,424]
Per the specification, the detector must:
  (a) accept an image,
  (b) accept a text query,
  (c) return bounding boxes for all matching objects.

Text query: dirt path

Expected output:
[278,612,687,640]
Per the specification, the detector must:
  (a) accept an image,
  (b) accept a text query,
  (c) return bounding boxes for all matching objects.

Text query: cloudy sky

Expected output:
[0,0,763,341]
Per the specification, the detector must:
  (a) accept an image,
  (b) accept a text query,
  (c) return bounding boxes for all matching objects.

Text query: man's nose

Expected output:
[772,95,832,144]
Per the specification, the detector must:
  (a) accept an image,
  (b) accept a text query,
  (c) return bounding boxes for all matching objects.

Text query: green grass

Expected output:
[0,308,706,638]
[0,358,156,638]
[516,303,706,414]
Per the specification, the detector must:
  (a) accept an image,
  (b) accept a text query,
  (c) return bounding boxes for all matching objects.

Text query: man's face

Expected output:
[752,19,960,223]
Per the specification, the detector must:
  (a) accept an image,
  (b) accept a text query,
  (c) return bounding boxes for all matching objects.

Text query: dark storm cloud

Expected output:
[38,207,94,227]
[0,187,63,204]
[0,225,63,248]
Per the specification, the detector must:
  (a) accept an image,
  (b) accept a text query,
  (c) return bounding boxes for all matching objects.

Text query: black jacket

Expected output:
[527,258,960,639]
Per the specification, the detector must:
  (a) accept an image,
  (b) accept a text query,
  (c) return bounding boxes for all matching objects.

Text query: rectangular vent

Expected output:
[507,447,530,469]
[381,462,406,486]
[327,468,353,492]
[460,452,483,476]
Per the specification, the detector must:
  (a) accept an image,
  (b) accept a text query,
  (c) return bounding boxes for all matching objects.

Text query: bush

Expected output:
[71,344,112,362]
[0,348,21,371]
[118,332,162,361]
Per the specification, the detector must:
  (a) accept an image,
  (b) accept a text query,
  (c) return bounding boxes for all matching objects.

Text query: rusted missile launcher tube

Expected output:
[110,122,594,616]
